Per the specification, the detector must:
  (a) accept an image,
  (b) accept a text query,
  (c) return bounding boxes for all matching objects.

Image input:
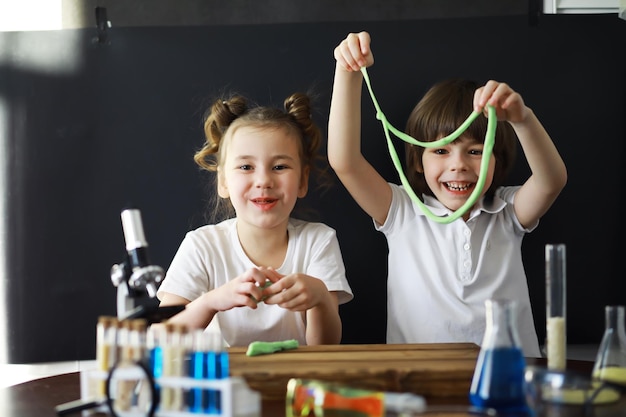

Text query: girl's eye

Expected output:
[433,149,448,155]
[238,164,253,171]
[273,165,288,171]
[469,149,483,156]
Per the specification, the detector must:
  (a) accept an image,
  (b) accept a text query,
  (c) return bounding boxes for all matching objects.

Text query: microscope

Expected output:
[110,208,183,323]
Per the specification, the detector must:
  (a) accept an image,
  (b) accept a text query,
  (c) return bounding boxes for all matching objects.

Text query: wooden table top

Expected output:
[0,345,624,417]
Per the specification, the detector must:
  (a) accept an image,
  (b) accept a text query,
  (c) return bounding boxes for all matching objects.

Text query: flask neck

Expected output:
[483,299,521,349]
[605,305,625,332]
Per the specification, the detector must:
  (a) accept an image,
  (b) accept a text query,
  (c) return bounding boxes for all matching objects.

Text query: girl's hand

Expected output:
[473,80,530,124]
[261,270,330,312]
[334,31,374,72]
[209,267,280,311]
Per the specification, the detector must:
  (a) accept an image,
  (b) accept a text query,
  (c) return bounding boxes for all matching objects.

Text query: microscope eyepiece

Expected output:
[116,208,164,296]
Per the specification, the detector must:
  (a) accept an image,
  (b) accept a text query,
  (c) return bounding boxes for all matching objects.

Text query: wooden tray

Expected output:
[228,343,480,404]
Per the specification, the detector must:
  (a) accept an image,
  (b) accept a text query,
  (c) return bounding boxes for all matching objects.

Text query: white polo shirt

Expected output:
[376,183,541,357]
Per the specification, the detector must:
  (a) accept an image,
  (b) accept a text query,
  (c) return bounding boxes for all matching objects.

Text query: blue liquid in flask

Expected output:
[469,346,529,414]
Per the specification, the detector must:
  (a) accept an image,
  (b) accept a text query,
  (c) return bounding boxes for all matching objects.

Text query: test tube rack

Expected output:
[79,368,261,417]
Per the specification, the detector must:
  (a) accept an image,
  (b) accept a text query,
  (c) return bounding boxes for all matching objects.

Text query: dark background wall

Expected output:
[1,1,624,363]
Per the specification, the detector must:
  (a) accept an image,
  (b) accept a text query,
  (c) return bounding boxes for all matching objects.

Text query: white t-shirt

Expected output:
[157,218,353,347]
[376,183,541,357]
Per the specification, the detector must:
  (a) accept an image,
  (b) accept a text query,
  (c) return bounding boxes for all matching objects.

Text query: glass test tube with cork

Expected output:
[545,244,566,370]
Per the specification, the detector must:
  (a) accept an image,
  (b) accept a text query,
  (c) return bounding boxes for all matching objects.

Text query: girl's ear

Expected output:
[217,169,229,198]
[297,166,310,198]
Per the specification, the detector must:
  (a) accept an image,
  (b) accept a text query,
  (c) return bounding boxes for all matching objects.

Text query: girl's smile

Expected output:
[251,197,279,211]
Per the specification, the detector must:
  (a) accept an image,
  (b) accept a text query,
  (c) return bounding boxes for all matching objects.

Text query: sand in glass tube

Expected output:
[545,244,567,370]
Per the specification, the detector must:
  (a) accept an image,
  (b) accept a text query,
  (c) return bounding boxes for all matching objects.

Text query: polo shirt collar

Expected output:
[420,193,507,220]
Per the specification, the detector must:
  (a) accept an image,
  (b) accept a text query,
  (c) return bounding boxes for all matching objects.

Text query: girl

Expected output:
[328,32,567,357]
[158,92,353,346]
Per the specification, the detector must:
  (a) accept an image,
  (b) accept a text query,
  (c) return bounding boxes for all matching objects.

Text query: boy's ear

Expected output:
[408,151,423,173]
[217,170,229,198]
[298,166,310,198]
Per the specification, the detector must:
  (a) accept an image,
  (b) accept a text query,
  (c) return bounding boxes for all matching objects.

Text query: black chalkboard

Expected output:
[1,13,624,363]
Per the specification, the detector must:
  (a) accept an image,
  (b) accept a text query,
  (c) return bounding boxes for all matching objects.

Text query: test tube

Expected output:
[171,324,188,411]
[160,323,186,411]
[207,329,228,414]
[545,243,567,370]
[147,324,164,409]
[114,320,134,412]
[129,319,148,362]
[189,330,210,413]
[95,316,117,397]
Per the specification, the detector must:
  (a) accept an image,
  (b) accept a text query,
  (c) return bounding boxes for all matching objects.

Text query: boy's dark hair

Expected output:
[404,79,517,200]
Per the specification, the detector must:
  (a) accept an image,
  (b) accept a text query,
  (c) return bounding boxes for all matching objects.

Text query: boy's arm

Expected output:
[510,110,567,228]
[474,81,567,228]
[328,55,393,226]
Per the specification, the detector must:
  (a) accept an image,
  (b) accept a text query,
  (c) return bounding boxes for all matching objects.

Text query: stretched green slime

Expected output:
[360,67,497,224]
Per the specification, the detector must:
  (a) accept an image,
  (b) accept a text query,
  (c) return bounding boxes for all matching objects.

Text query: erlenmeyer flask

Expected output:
[469,299,529,413]
[592,305,626,387]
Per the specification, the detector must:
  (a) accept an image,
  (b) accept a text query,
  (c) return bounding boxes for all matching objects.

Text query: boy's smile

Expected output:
[421,136,494,215]
[444,181,474,193]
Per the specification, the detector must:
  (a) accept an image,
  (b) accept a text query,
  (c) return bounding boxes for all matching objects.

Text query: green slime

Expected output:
[360,67,497,224]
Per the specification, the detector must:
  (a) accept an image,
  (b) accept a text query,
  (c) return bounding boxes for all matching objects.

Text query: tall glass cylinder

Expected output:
[545,244,566,370]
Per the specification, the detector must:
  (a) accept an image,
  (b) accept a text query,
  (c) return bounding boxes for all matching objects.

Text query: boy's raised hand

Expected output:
[334,31,375,72]
[473,80,530,124]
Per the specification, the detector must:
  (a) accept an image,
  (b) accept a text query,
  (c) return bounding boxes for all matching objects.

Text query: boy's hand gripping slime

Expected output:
[360,67,497,224]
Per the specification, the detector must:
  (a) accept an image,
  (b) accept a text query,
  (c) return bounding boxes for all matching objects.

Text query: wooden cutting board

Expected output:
[228,343,480,404]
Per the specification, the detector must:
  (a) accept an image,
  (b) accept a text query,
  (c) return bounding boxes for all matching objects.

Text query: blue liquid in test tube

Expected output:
[206,343,229,414]
[189,349,208,413]
[219,350,229,379]
[150,346,163,410]
[206,351,220,414]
